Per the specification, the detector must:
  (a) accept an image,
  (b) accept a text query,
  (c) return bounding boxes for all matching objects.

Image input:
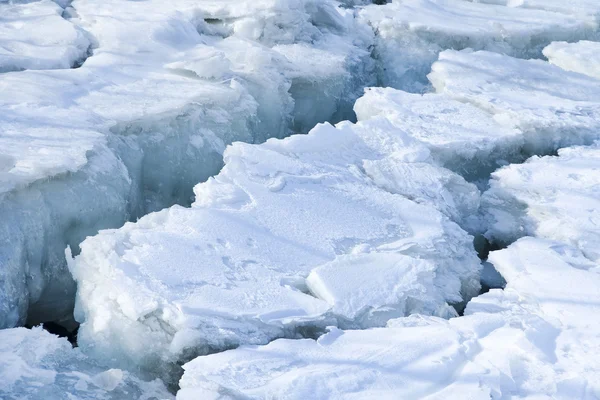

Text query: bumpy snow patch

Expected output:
[178,237,600,399]
[0,327,172,400]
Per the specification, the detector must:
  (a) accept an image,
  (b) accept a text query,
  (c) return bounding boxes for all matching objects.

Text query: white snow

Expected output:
[482,143,600,261]
[0,326,172,400]
[0,0,91,73]
[68,117,481,380]
[359,0,598,91]
[544,40,600,79]
[178,237,600,399]
[0,0,374,328]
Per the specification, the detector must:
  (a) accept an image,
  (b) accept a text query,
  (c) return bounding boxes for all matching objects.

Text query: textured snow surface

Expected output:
[482,143,600,261]
[544,40,600,79]
[69,117,481,380]
[359,0,598,90]
[0,327,172,400]
[0,0,375,328]
[0,0,91,73]
[179,237,600,399]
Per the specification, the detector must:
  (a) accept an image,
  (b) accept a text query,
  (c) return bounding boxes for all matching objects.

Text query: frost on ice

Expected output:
[0,0,375,329]
[0,327,172,400]
[68,117,481,381]
[178,237,600,399]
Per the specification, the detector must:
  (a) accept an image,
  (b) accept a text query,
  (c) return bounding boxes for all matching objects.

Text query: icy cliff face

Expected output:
[0,0,375,329]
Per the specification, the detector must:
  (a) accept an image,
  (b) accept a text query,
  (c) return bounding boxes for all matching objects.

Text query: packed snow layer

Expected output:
[544,40,600,79]
[0,0,375,328]
[0,327,172,400]
[359,0,598,91]
[0,0,91,73]
[69,117,481,381]
[179,237,600,399]
[482,143,600,261]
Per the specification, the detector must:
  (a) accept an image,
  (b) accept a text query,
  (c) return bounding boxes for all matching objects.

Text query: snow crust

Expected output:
[544,40,600,79]
[178,237,600,399]
[0,0,374,328]
[482,143,600,261]
[0,327,172,400]
[69,116,481,380]
[359,0,598,91]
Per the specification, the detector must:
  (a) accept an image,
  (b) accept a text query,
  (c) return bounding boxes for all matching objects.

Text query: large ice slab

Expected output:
[544,40,600,80]
[0,0,90,73]
[0,327,172,400]
[69,117,481,381]
[0,0,374,328]
[482,143,600,261]
[178,237,600,399]
[359,0,597,91]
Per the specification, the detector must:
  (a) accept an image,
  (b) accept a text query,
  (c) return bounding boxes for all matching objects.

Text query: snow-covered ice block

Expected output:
[464,0,600,18]
[355,87,523,180]
[0,0,90,73]
[0,327,172,400]
[178,237,600,399]
[482,143,600,261]
[0,0,375,328]
[544,40,600,80]
[359,0,597,91]
[69,119,480,380]
[429,50,600,151]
